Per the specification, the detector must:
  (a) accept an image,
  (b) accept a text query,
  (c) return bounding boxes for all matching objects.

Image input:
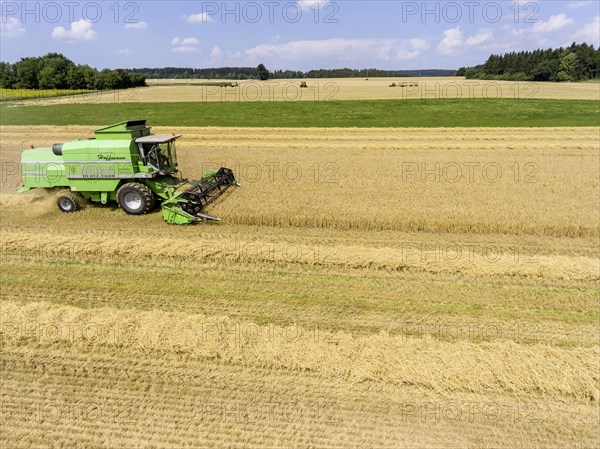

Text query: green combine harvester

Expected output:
[18,120,239,224]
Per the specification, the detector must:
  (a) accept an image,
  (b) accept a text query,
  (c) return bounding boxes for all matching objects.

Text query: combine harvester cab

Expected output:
[18,119,239,224]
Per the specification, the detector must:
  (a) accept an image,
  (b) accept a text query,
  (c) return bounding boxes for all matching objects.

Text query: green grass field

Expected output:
[2,99,598,127]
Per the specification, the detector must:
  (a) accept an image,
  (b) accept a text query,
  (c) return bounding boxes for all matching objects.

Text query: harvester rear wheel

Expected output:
[117,183,154,215]
[56,192,80,213]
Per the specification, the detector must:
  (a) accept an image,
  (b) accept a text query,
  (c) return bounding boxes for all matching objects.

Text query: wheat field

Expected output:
[1,125,599,448]
[3,126,598,236]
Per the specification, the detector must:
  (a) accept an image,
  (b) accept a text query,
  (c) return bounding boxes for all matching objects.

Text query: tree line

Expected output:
[458,43,600,82]
[0,53,146,90]
[0,54,459,90]
[123,67,455,79]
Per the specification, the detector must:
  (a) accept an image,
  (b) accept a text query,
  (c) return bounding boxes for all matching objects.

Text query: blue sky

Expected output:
[1,1,599,70]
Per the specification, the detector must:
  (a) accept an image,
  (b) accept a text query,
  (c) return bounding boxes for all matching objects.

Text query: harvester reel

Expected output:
[117,182,155,215]
[56,192,81,213]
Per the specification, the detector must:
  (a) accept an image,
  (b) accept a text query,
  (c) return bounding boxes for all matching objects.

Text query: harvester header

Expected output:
[19,119,239,224]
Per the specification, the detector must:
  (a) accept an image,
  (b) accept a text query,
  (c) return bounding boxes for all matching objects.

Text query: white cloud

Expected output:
[209,46,224,61]
[438,27,463,55]
[395,49,421,60]
[573,15,600,46]
[201,46,243,65]
[567,1,593,9]
[501,25,526,37]
[466,30,493,46]
[245,38,429,64]
[172,46,199,53]
[0,17,26,38]
[377,46,392,61]
[396,39,430,60]
[52,19,97,41]
[410,38,430,51]
[172,37,199,46]
[124,21,148,30]
[536,38,553,47]
[200,38,432,68]
[118,48,132,56]
[532,14,575,34]
[171,37,200,53]
[183,13,213,23]
[298,0,329,10]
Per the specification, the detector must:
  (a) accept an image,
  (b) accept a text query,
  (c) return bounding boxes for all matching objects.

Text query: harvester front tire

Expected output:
[117,183,154,215]
[56,192,80,213]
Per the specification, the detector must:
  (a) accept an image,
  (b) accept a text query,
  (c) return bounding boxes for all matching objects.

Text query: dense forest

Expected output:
[0,53,146,90]
[458,43,599,82]
[123,67,455,79]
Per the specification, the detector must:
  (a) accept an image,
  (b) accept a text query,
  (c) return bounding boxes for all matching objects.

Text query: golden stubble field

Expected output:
[1,125,599,448]
[13,77,600,105]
